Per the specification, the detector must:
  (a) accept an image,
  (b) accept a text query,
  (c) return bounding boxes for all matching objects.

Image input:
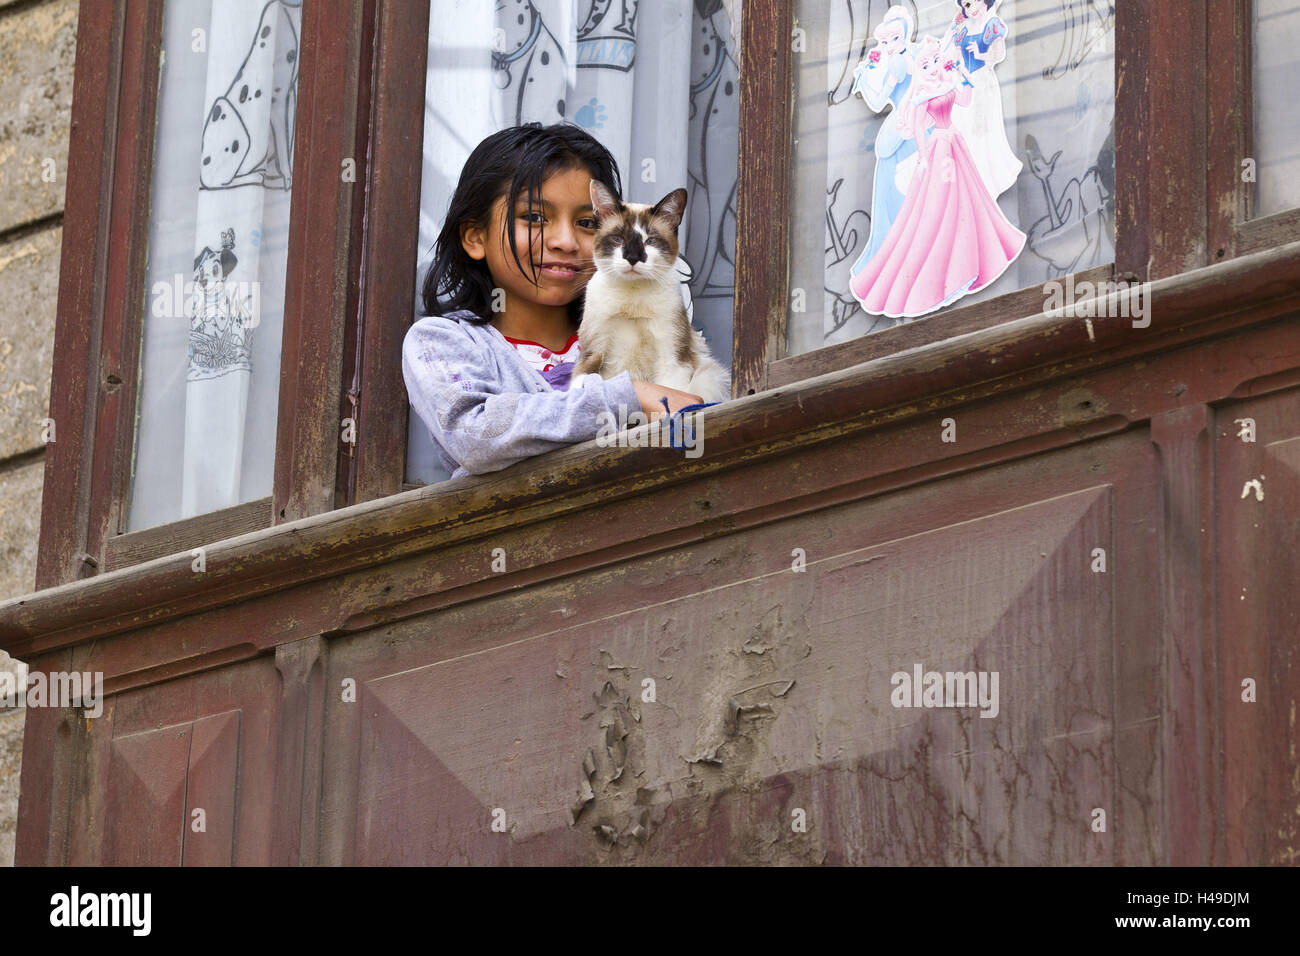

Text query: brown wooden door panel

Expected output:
[102,716,245,867]
[1215,386,1300,865]
[319,431,1161,865]
[65,657,278,866]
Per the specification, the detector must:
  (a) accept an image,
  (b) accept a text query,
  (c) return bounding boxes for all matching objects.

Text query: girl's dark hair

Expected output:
[956,0,996,13]
[420,122,623,323]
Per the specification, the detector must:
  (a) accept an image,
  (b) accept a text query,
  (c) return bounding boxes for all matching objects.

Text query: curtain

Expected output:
[786,0,1116,355]
[129,0,300,531]
[406,0,741,485]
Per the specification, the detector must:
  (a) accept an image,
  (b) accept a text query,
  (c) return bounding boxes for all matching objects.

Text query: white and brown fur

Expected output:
[574,182,730,404]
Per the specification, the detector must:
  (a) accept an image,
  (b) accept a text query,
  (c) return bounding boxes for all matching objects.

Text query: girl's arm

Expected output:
[403,315,646,476]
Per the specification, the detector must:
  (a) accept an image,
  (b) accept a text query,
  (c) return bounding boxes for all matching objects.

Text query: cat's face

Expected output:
[590,182,687,282]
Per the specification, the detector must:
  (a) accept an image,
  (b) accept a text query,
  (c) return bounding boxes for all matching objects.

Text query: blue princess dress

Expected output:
[849,44,922,278]
[950,14,1022,198]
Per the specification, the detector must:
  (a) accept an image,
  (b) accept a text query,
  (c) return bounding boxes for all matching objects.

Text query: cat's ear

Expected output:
[590,180,622,222]
[650,188,688,232]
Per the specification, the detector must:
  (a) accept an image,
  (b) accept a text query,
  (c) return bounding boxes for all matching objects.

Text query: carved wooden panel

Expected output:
[319,431,1161,864]
[65,656,278,865]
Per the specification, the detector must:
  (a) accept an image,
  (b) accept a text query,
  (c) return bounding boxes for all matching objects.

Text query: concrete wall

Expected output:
[0,0,78,867]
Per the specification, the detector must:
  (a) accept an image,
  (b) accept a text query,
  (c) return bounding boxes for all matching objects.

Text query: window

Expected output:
[1208,0,1300,261]
[405,0,742,485]
[36,0,1289,589]
[733,1,1231,394]
[37,0,369,586]
[129,0,300,531]
[1252,0,1300,218]
[786,0,1115,356]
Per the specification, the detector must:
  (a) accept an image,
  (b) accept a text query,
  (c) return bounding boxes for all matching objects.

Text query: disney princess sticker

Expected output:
[848,5,922,275]
[944,0,1022,198]
[849,35,1026,319]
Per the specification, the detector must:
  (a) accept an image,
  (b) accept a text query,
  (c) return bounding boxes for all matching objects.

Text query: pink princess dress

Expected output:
[849,83,1026,319]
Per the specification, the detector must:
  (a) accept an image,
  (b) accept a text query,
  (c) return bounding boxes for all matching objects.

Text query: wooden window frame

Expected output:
[356,0,1255,481]
[36,0,379,588]
[1208,0,1300,261]
[732,0,1207,394]
[40,0,1293,591]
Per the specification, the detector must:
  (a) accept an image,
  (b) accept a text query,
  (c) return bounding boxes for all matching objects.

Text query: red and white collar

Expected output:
[500,331,581,373]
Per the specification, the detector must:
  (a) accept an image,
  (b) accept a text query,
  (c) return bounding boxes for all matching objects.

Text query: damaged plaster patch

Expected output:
[569,673,665,849]
[563,575,821,862]
[684,601,807,774]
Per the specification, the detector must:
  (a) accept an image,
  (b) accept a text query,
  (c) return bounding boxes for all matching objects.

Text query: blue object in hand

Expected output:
[658,396,720,450]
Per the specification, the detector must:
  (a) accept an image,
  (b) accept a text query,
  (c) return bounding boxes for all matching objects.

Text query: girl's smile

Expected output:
[539,260,582,279]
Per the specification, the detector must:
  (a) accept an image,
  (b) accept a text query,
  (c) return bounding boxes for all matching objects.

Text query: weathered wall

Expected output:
[0,0,77,867]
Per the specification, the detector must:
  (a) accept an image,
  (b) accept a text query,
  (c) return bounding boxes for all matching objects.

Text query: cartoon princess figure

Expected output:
[848,6,923,277]
[849,36,1026,319]
[945,0,1022,198]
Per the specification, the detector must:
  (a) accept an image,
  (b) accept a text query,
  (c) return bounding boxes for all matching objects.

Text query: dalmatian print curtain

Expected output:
[407,0,742,484]
[128,0,300,531]
[183,0,300,517]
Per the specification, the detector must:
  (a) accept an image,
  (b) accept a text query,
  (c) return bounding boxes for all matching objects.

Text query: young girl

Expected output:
[403,123,704,478]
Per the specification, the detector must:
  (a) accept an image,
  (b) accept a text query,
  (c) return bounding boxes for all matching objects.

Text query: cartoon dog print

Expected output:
[200,0,301,191]
[493,0,570,124]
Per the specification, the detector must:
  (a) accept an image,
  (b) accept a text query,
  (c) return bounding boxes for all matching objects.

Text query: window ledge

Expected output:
[3,238,1299,661]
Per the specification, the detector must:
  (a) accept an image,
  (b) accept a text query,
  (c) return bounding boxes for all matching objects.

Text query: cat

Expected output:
[573,181,730,405]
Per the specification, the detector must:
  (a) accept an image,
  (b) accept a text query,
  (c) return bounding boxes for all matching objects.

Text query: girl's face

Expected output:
[461,164,599,312]
[960,0,989,22]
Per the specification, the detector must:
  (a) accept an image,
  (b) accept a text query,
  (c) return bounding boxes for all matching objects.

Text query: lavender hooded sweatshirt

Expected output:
[402,310,641,479]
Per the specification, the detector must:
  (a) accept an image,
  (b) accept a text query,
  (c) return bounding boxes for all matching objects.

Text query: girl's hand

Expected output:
[633,381,704,420]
